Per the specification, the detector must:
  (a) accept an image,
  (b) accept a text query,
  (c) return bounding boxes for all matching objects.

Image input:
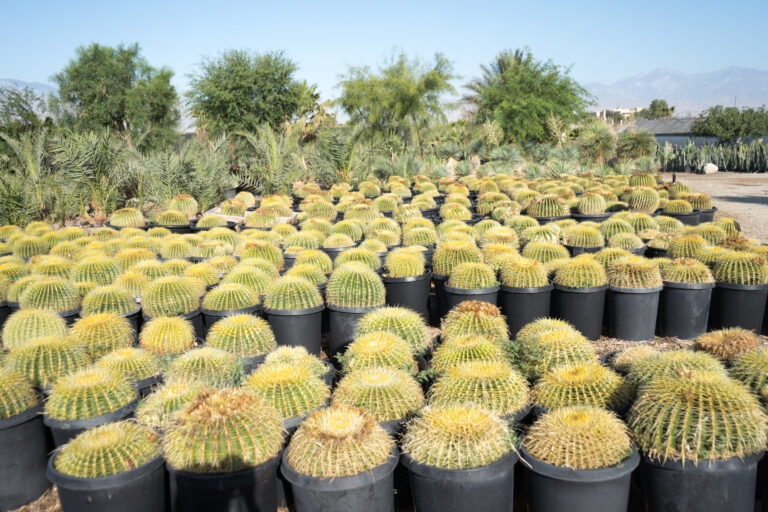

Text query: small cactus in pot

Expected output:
[19,276,81,313]
[80,285,137,316]
[430,335,507,372]
[136,379,207,431]
[263,275,323,310]
[332,367,425,422]
[607,255,663,289]
[531,363,633,411]
[339,331,417,374]
[447,262,498,290]
[70,313,135,358]
[139,316,197,357]
[0,368,40,419]
[694,327,760,362]
[109,208,146,228]
[142,276,200,318]
[626,349,727,387]
[202,283,259,312]
[355,306,430,355]
[6,336,91,388]
[431,240,483,277]
[500,257,548,288]
[95,347,164,384]
[326,263,386,308]
[441,301,509,343]
[155,210,190,226]
[244,362,329,419]
[45,367,136,421]
[1,308,68,349]
[167,346,244,388]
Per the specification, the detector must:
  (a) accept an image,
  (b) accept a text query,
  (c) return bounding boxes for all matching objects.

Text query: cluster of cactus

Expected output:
[506,215,539,237]
[163,388,284,473]
[45,367,136,420]
[167,347,243,388]
[184,263,220,287]
[367,229,400,247]
[139,316,197,356]
[626,349,726,386]
[0,369,40,419]
[54,421,160,477]
[142,276,200,317]
[514,319,596,379]
[532,363,632,411]
[429,360,529,416]
[661,258,714,284]
[441,301,509,342]
[110,208,146,228]
[6,335,91,388]
[263,275,323,311]
[447,262,498,290]
[332,367,425,421]
[235,191,256,209]
[526,194,568,218]
[245,363,329,418]
[694,328,760,362]
[202,283,259,312]
[628,369,767,463]
[81,285,137,316]
[161,259,193,278]
[131,260,165,281]
[713,251,768,285]
[628,187,660,213]
[115,248,156,271]
[564,225,605,248]
[401,404,515,469]
[95,347,164,382]
[326,263,385,308]
[1,308,68,349]
[607,255,663,288]
[0,260,31,283]
[340,331,416,374]
[524,406,634,469]
[19,276,81,312]
[553,255,607,288]
[70,313,135,358]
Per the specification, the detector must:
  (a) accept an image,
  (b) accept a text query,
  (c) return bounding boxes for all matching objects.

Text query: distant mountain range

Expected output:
[585,67,768,116]
[0,78,56,96]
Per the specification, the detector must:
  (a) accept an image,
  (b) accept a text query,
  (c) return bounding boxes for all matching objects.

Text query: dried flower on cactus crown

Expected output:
[694,328,760,362]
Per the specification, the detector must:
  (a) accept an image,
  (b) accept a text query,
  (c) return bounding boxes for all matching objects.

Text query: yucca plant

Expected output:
[70,313,135,359]
[428,360,529,417]
[245,362,329,418]
[95,347,164,383]
[167,347,244,388]
[45,367,136,420]
[1,308,68,349]
[532,363,632,411]
[163,388,284,473]
[333,367,425,422]
[401,404,515,469]
[139,316,197,356]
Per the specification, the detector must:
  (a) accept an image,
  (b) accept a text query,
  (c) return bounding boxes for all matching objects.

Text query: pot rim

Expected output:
[201,304,261,317]
[500,284,554,293]
[663,281,715,290]
[641,451,764,471]
[444,284,501,295]
[326,304,381,314]
[0,400,43,430]
[520,446,639,483]
[47,453,166,491]
[553,283,608,293]
[715,282,768,291]
[43,397,138,430]
[608,285,664,294]
[400,449,518,480]
[281,447,398,491]
[169,453,281,479]
[381,272,432,283]
[262,304,325,316]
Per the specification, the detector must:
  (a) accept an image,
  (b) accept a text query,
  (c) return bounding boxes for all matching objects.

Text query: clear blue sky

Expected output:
[1,0,766,102]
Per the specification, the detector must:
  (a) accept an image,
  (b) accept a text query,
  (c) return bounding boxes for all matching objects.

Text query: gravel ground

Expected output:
[661,171,768,241]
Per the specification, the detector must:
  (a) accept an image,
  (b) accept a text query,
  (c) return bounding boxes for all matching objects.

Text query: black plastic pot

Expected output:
[135,374,162,398]
[564,245,603,257]
[190,219,238,232]
[432,274,449,319]
[645,247,668,258]
[105,222,149,231]
[571,212,612,223]
[0,402,50,511]
[379,418,406,437]
[223,188,237,199]
[500,284,553,338]
[170,455,280,512]
[281,448,398,512]
[121,306,142,341]
[60,307,81,326]
[551,284,607,341]
[521,446,639,512]
[327,304,379,358]
[49,454,168,512]
[44,398,138,447]
[605,286,662,342]
[664,211,700,226]
[697,207,718,223]
[444,284,499,310]
[322,246,352,264]
[263,305,324,355]
[382,272,431,322]
[641,452,764,512]
[657,281,714,339]
[0,301,10,331]
[146,222,193,234]
[283,253,299,270]
[600,351,627,376]
[202,304,261,331]
[627,246,647,255]
[242,354,267,375]
[710,282,768,331]
[401,450,517,512]
[534,215,571,225]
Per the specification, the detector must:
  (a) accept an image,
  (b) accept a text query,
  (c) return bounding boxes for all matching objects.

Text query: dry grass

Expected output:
[11,488,61,512]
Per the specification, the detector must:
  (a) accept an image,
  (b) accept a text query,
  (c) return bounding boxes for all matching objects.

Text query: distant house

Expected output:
[622,118,719,146]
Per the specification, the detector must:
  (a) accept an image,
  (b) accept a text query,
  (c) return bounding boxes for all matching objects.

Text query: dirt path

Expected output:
[661,171,768,241]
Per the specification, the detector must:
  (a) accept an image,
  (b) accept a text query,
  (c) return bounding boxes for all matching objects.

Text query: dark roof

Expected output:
[628,118,696,135]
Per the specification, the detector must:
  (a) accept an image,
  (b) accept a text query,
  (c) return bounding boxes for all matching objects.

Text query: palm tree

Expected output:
[578,121,615,164]
[235,123,303,193]
[310,126,366,183]
[0,128,55,219]
[464,49,537,108]
[616,129,657,159]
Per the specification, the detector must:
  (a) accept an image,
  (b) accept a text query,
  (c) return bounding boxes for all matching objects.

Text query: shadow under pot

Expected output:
[327,304,379,358]
[201,304,261,331]
[656,281,714,339]
[382,272,432,323]
[169,455,280,512]
[0,401,50,511]
[401,450,517,512]
[48,454,168,512]
[641,452,764,512]
[242,353,268,376]
[444,284,500,310]
[59,307,81,327]
[283,252,299,270]
[263,304,325,356]
[0,301,10,331]
[280,448,399,512]
[135,374,163,399]
[564,245,603,257]
[143,308,206,342]
[521,446,639,512]
[604,285,663,342]
[550,284,607,341]
[645,247,667,258]
[709,282,768,332]
[43,398,138,447]
[431,274,450,319]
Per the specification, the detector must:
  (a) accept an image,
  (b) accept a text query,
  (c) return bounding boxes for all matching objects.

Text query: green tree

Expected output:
[692,106,768,142]
[335,52,456,143]
[465,48,591,142]
[637,99,675,120]
[187,50,317,135]
[52,43,180,150]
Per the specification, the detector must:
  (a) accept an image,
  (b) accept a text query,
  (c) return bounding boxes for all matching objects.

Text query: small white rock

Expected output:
[702,163,718,174]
